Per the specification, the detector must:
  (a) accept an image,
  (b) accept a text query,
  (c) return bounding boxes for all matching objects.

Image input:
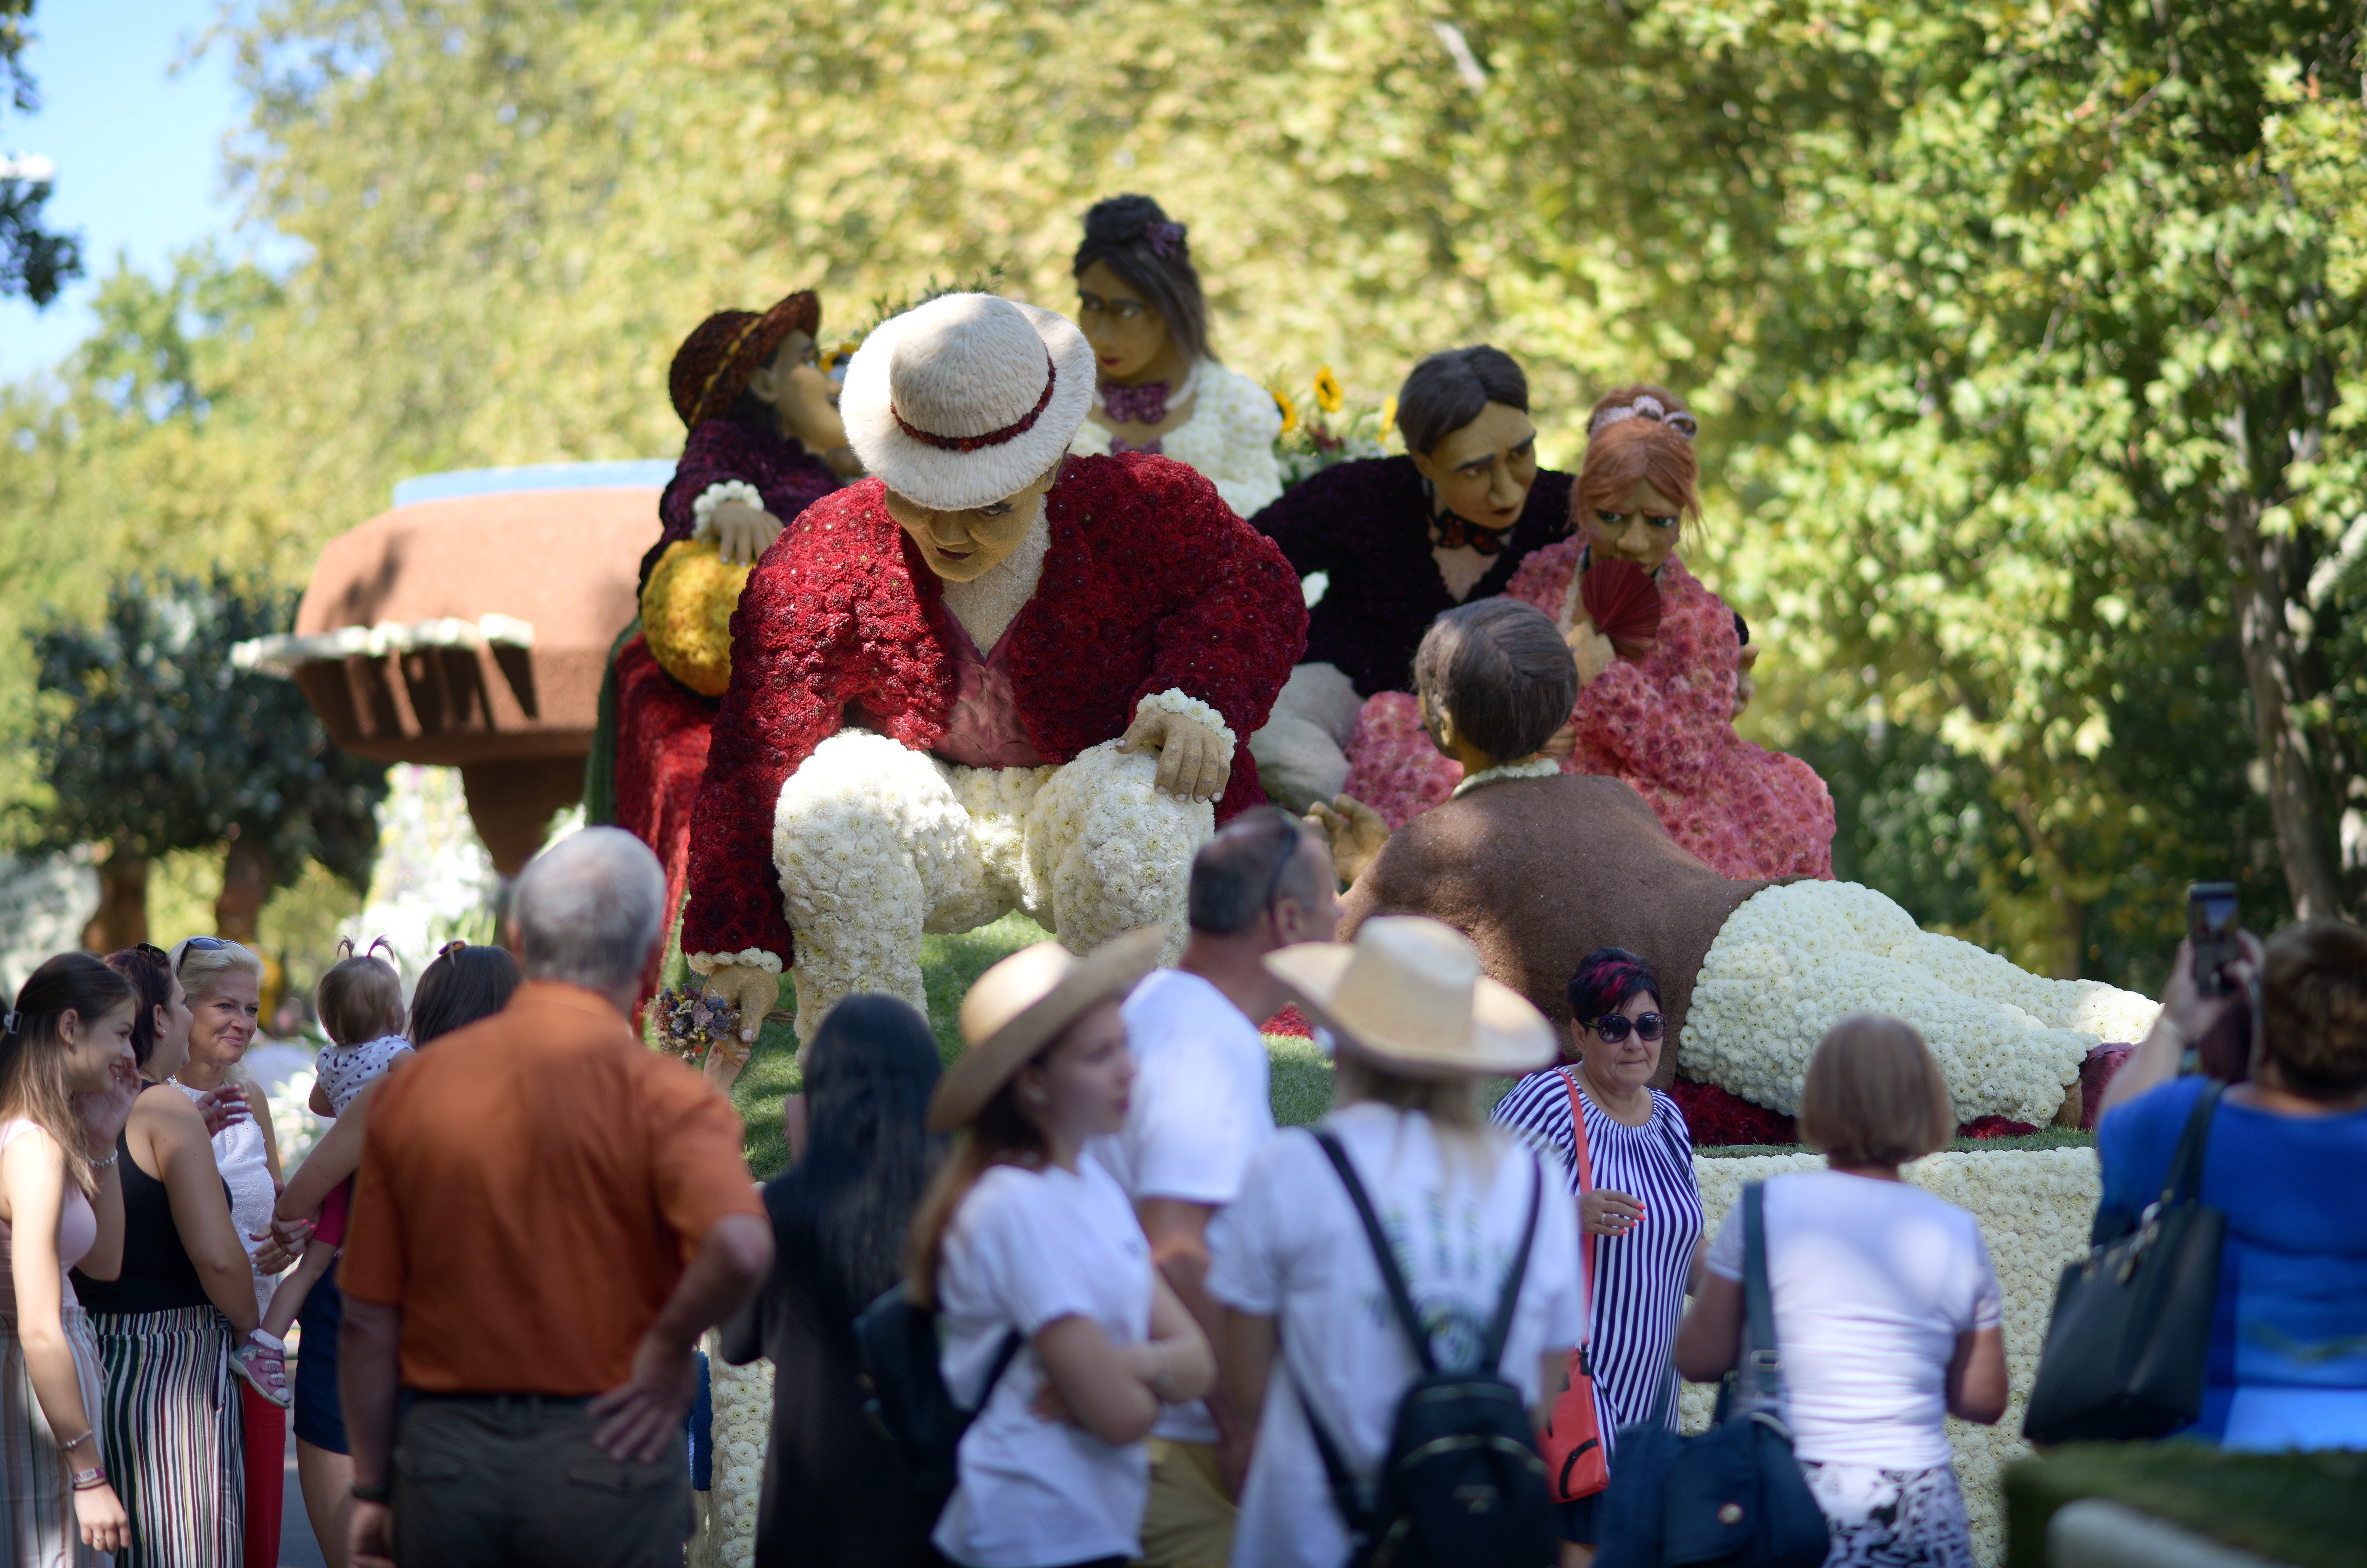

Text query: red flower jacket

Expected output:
[682,453,1308,966]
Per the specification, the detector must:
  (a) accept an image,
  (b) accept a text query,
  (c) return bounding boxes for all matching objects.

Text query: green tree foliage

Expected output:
[1,0,2359,983]
[29,571,387,945]
[0,1,82,304]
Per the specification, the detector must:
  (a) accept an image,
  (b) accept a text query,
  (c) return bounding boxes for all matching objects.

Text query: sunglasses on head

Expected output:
[1590,1011,1666,1044]
[173,935,230,974]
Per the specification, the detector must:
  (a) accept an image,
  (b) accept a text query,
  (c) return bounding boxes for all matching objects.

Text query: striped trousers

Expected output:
[0,1305,105,1568]
[87,1308,242,1568]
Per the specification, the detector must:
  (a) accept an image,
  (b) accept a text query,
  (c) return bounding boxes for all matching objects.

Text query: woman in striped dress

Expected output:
[1492,946,1704,1567]
[76,949,255,1568]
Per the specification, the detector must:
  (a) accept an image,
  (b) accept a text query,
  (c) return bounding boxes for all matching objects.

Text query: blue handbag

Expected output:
[1595,1183,1830,1568]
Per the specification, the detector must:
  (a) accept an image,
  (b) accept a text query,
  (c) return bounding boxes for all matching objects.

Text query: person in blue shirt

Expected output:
[2095,919,2367,1450]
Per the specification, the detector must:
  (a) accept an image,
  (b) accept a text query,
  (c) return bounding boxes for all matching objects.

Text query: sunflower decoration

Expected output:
[1379,394,1398,435]
[819,338,864,381]
[1272,368,1390,489]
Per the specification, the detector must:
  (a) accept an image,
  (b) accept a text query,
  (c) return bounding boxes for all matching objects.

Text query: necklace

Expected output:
[1450,756,1560,799]
[1096,362,1199,426]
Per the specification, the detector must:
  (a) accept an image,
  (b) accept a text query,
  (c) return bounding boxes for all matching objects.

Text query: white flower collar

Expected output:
[1450,756,1560,799]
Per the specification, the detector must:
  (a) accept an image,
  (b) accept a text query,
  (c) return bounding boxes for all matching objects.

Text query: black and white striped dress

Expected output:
[1492,1070,1703,1448]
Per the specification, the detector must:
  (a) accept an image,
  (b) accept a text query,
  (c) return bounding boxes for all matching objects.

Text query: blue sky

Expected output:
[1,0,256,382]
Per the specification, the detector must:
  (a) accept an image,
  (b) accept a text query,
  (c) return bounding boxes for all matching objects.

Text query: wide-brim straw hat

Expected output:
[1265,916,1554,1080]
[840,293,1096,510]
[668,289,823,428]
[927,926,1165,1132]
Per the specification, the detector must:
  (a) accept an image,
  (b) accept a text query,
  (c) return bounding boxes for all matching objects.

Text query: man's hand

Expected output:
[702,963,781,1047]
[712,500,785,567]
[590,1331,699,1463]
[1306,795,1390,887]
[1118,708,1233,803]
[348,1498,395,1568]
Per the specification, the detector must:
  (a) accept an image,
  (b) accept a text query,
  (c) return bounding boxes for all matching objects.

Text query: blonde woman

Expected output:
[910,929,1215,1568]
[1208,916,1583,1567]
[164,939,296,1568]
[1675,1017,2008,1568]
[0,954,142,1564]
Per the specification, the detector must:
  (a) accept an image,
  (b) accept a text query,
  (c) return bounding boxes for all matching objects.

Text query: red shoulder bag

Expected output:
[1541,1067,1609,1500]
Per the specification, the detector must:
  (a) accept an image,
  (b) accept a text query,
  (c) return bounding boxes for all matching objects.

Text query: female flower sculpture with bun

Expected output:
[1340,384,1835,882]
[685,294,1305,1065]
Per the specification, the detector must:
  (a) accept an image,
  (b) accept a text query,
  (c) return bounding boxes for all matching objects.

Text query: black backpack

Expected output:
[1296,1129,1557,1568]
[851,1284,1023,1515]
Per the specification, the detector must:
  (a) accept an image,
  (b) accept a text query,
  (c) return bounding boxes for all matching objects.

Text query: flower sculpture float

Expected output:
[685,293,1304,1071]
[1247,345,1575,812]
[608,288,860,946]
[1340,385,1836,882]
[1316,597,2154,1127]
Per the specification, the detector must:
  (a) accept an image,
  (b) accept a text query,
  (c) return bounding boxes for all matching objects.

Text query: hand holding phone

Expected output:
[2188,882,2240,997]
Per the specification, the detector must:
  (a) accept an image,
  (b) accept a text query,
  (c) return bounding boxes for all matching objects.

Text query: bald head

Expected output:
[1189,807,1330,937]
[512,828,668,994]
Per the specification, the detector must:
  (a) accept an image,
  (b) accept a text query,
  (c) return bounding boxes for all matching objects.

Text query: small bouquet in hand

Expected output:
[650,985,744,1065]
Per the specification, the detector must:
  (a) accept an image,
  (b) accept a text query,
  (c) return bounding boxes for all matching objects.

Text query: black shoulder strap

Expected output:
[1312,1129,1436,1374]
[2159,1080,2225,1209]
[972,1329,1025,1414]
[1479,1158,1545,1372]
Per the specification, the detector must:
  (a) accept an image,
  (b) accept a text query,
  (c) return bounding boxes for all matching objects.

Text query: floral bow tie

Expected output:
[1432,514,1507,554]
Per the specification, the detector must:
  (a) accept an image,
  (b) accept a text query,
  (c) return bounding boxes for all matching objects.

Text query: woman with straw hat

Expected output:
[1207,916,1584,1568]
[909,928,1216,1568]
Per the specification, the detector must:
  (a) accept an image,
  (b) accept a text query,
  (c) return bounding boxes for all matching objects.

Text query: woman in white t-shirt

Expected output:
[1209,916,1584,1568]
[910,929,1216,1568]
[1675,1017,2009,1568]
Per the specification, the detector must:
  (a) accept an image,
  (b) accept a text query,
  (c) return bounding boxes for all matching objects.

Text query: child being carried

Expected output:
[228,940,412,1407]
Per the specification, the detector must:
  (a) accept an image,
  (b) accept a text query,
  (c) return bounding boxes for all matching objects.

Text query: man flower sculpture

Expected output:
[686,294,1306,1060]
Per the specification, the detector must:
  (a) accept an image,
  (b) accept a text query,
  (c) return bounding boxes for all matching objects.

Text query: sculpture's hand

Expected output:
[713,500,785,567]
[1306,795,1390,887]
[1734,642,1761,719]
[1565,611,1617,689]
[1538,722,1576,762]
[703,963,783,1047]
[1119,709,1233,804]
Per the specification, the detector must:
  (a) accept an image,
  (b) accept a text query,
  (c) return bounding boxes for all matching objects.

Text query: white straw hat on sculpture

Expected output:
[841,293,1097,511]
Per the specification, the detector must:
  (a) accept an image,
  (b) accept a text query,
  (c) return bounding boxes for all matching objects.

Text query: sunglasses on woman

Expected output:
[1589,1011,1666,1044]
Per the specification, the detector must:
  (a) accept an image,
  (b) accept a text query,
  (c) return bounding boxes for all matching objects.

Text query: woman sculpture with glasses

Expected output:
[1492,948,1704,1567]
[1064,195,1284,519]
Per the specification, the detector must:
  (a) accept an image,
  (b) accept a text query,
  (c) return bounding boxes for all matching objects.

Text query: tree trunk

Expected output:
[2221,408,2343,919]
[82,845,149,952]
[214,829,273,944]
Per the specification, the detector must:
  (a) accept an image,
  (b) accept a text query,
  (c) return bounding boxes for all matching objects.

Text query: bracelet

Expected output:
[351,1480,392,1504]
[69,1464,106,1492]
[58,1429,94,1451]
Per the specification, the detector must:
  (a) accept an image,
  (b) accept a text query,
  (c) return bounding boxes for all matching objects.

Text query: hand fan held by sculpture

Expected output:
[1580,557,1663,659]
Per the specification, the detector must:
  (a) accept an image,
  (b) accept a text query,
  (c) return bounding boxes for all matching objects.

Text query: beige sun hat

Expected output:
[927,926,1165,1132]
[840,293,1097,511]
[1265,916,1554,1079]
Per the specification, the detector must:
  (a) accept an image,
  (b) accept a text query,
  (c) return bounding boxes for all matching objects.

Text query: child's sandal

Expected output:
[229,1330,293,1409]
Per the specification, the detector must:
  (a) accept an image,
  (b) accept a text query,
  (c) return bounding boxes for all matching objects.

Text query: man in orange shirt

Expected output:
[339,828,773,1568]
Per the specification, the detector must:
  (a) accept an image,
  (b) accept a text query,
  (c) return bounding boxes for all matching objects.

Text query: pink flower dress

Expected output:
[1339,542,1836,880]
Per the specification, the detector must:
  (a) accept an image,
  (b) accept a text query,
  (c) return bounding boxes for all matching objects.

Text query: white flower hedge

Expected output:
[1686,881,2159,1126]
[695,1148,2101,1568]
[1683,1149,2100,1568]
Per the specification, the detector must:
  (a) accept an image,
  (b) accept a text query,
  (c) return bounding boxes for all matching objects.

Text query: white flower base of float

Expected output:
[694,1146,2101,1568]
[1682,1148,2101,1568]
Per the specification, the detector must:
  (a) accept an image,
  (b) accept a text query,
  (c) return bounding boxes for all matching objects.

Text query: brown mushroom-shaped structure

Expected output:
[259,463,665,873]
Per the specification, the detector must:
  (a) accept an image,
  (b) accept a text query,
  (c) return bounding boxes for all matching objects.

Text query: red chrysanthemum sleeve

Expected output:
[1133,462,1308,739]
[678,505,864,967]
[1566,559,1736,793]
